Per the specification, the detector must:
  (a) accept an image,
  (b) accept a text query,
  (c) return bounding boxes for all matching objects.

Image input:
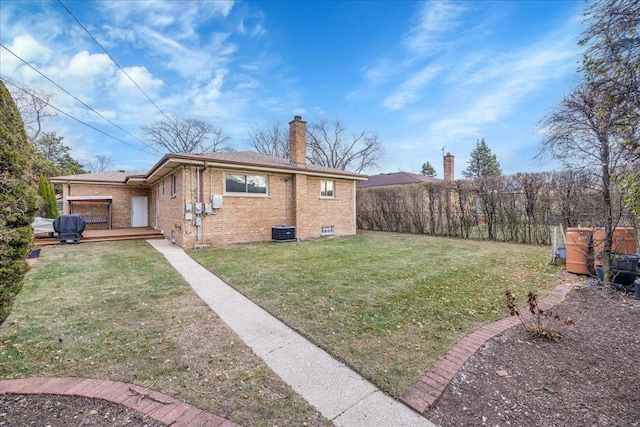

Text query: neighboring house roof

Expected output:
[50,152,367,185]
[357,172,440,188]
[50,170,146,185]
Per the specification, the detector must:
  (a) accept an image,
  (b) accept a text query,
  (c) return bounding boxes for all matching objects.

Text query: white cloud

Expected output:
[137,27,236,80]
[238,12,266,38]
[183,69,235,119]
[101,24,137,44]
[358,1,470,99]
[202,69,228,101]
[67,50,114,79]
[116,66,163,91]
[8,33,51,64]
[383,65,443,110]
[99,1,234,38]
[403,1,467,55]
[363,60,396,85]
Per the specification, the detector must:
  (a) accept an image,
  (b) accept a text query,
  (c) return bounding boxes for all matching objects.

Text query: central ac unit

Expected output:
[272,225,296,242]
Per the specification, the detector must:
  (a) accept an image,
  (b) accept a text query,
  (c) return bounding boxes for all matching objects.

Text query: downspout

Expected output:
[67,182,72,214]
[202,161,209,245]
[284,175,290,225]
[353,180,357,232]
[196,166,201,242]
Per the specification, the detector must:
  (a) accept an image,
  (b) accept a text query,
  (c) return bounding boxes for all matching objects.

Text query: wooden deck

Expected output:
[34,227,165,246]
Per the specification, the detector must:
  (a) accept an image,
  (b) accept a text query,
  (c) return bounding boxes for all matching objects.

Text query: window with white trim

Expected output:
[320,180,334,198]
[225,173,268,195]
[321,225,335,235]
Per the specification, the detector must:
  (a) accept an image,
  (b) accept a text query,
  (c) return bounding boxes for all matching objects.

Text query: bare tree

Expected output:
[539,84,630,284]
[581,0,639,147]
[9,85,57,142]
[307,119,383,173]
[581,0,640,216]
[85,154,113,173]
[248,122,289,158]
[142,116,231,154]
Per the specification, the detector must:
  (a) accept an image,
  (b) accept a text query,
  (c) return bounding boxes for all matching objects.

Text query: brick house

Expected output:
[50,116,366,248]
[357,153,454,189]
[356,153,457,233]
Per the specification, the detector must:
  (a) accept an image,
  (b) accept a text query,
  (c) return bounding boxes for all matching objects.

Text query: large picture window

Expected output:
[225,173,268,195]
[320,180,334,198]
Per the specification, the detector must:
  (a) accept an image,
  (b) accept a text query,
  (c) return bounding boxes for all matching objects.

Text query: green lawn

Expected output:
[0,241,329,427]
[0,232,562,424]
[189,230,562,397]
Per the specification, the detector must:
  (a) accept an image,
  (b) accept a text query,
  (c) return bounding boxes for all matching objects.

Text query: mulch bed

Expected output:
[0,393,166,426]
[428,282,640,427]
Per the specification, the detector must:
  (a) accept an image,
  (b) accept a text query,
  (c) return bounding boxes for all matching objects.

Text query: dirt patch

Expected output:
[0,393,166,427]
[429,283,640,427]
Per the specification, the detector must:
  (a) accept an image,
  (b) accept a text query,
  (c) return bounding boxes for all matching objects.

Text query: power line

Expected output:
[0,43,163,155]
[1,76,160,156]
[57,0,172,123]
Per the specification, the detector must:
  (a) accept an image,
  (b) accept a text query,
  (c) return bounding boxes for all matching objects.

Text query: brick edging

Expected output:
[0,377,241,427]
[400,281,575,414]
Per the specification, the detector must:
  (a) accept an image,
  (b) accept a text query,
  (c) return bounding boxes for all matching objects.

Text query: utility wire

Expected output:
[0,43,163,155]
[1,77,160,156]
[57,0,172,123]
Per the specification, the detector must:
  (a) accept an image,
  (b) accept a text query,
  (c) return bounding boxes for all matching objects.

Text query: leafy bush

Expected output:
[0,81,37,323]
[37,175,59,218]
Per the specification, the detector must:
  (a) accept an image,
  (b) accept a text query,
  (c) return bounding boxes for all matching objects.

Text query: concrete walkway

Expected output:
[148,239,436,427]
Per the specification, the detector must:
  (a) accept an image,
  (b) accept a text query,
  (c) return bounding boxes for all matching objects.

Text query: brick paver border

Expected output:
[0,377,241,427]
[400,280,576,414]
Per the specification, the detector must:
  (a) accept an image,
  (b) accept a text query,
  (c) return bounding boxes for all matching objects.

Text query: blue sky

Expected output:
[0,1,585,177]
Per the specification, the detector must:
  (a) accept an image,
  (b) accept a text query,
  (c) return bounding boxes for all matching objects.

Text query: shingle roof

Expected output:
[357,171,441,188]
[177,151,358,175]
[50,151,366,184]
[49,170,146,183]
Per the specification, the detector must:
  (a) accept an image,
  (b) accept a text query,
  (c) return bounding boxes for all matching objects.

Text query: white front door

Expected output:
[131,196,148,227]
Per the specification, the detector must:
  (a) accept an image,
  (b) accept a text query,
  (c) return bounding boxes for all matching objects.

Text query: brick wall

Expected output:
[295,177,356,239]
[61,183,150,229]
[151,165,356,248]
[289,116,307,167]
[151,169,186,247]
[61,164,358,247]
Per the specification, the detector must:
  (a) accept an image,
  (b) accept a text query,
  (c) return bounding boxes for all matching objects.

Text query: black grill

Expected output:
[53,214,86,244]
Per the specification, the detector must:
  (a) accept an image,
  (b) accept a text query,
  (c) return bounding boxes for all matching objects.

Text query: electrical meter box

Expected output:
[212,194,223,209]
[194,202,203,214]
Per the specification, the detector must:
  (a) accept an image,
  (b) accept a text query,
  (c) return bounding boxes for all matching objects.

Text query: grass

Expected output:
[0,240,329,427]
[188,230,563,397]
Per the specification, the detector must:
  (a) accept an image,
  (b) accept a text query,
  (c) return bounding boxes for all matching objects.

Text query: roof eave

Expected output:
[145,154,367,184]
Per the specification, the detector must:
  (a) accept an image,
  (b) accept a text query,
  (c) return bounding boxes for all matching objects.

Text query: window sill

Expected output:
[223,193,270,198]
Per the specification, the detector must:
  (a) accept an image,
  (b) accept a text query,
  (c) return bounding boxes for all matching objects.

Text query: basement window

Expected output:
[225,173,268,195]
[321,225,335,236]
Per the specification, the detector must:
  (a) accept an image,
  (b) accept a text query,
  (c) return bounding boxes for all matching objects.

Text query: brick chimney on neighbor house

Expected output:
[289,115,307,167]
[444,152,454,184]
